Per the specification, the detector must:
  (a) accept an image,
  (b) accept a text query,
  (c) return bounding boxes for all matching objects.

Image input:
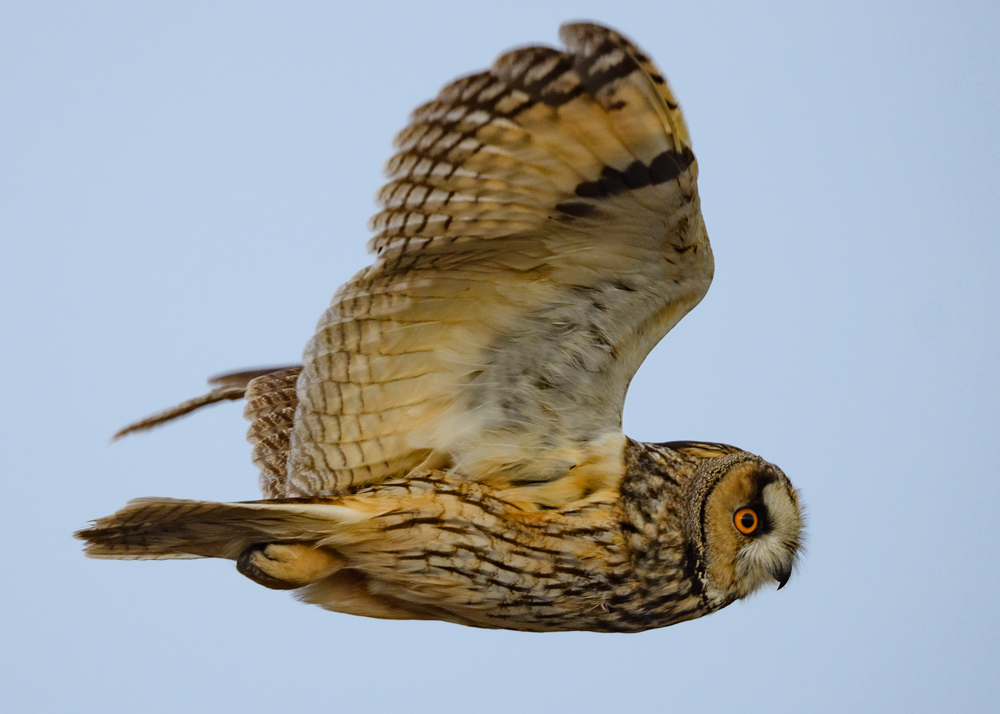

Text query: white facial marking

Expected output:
[735,481,801,596]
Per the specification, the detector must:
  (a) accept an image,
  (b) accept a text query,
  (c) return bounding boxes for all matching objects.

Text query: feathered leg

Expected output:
[237,543,344,589]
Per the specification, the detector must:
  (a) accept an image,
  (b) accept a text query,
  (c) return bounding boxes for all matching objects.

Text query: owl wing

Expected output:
[112,366,303,499]
[288,23,714,504]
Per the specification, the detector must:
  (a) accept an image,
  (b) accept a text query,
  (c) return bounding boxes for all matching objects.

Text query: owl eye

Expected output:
[733,507,759,535]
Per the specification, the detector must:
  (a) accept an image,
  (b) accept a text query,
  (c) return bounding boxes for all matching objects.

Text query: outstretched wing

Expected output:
[111,366,303,499]
[289,23,713,504]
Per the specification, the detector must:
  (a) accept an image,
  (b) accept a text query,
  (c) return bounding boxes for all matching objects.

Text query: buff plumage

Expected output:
[78,22,803,633]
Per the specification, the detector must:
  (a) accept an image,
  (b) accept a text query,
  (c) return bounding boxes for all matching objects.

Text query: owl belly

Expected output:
[296,474,711,633]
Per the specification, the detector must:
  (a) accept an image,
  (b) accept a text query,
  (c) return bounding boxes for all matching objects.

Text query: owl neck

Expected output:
[618,439,711,607]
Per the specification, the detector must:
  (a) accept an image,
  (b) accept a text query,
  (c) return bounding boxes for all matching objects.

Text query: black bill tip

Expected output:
[775,565,792,590]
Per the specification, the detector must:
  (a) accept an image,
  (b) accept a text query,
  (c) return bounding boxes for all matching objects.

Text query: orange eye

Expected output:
[734,507,759,535]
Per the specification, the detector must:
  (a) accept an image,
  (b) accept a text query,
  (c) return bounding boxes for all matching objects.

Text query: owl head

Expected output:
[682,450,803,606]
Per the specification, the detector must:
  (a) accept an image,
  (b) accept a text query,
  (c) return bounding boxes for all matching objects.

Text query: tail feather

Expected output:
[75,497,367,560]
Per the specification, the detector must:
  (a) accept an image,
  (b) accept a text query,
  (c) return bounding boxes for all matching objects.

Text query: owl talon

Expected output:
[236,543,344,590]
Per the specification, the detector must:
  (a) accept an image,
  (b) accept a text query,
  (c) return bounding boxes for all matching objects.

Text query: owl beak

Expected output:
[774,564,792,590]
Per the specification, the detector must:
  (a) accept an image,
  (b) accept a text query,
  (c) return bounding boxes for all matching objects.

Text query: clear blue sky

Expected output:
[2,2,998,712]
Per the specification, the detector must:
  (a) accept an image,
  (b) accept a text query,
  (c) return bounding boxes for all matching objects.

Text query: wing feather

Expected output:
[289,23,713,503]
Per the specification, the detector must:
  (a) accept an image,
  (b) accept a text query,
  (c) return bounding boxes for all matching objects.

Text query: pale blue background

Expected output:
[2,2,997,712]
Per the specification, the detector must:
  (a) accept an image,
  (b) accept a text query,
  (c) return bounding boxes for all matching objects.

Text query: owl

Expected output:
[77,22,803,632]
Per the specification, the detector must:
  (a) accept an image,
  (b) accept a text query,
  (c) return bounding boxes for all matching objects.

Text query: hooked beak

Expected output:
[774,563,792,590]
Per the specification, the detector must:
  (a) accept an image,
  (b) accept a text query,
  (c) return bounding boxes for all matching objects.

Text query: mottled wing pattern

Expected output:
[109,365,303,497]
[288,23,714,504]
[111,366,297,442]
[244,366,303,498]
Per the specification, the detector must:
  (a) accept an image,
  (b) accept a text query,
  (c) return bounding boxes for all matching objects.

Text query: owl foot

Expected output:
[237,543,344,590]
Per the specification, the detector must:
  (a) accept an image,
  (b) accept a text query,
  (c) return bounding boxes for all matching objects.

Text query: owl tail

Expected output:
[75,497,367,561]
